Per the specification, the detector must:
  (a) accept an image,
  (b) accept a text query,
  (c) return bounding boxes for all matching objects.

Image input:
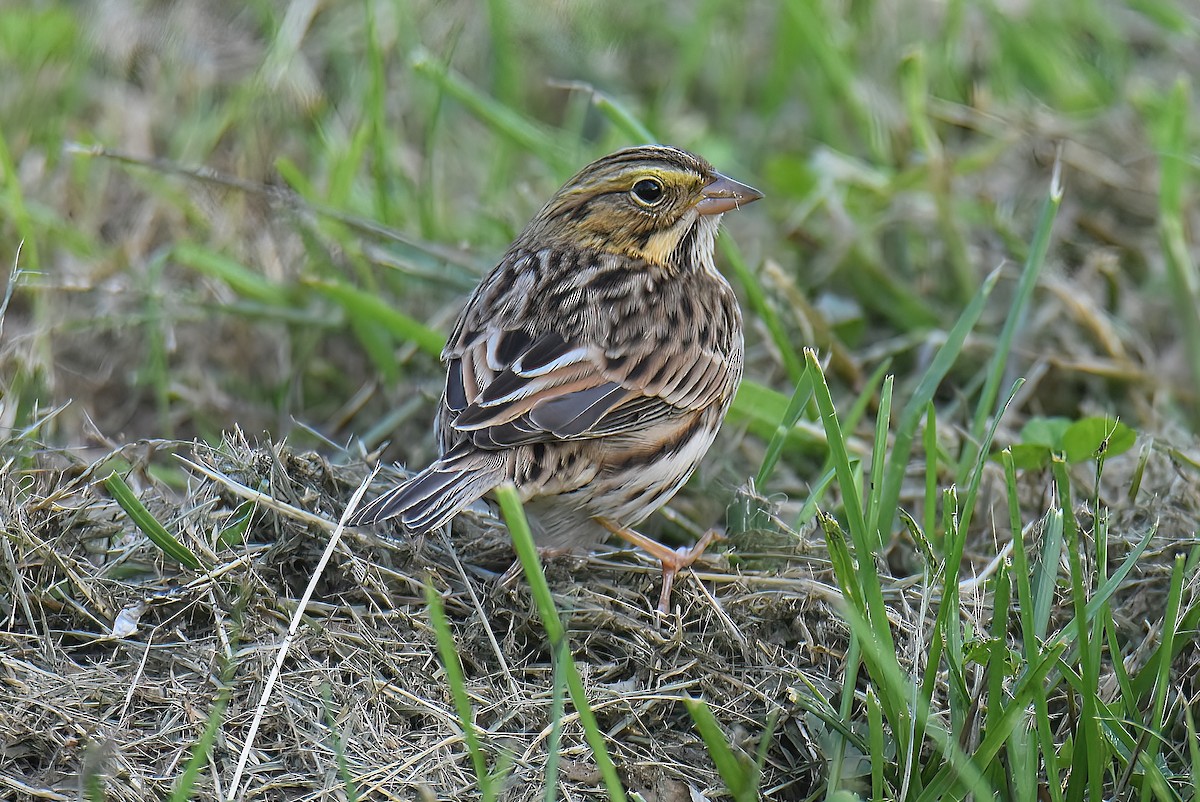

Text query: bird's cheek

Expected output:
[640,223,688,268]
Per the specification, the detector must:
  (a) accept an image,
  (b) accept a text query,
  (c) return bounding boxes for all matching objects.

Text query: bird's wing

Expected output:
[443,327,731,449]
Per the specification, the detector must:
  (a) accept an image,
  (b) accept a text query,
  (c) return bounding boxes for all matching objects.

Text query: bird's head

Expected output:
[517,145,762,271]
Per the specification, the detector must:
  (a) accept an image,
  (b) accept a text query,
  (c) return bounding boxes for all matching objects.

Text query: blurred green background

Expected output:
[1,0,1197,472]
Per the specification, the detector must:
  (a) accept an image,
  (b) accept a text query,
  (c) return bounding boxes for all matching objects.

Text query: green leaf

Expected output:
[425,583,498,801]
[1019,416,1072,448]
[494,485,627,802]
[1008,443,1052,470]
[1061,417,1136,463]
[173,243,286,305]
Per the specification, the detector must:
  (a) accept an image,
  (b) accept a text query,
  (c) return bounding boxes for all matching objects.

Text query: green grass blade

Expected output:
[1033,509,1064,641]
[1186,703,1200,799]
[1137,554,1187,800]
[864,374,893,551]
[755,364,813,487]
[544,637,568,802]
[729,378,826,452]
[807,349,895,659]
[866,686,884,802]
[495,484,627,802]
[1052,455,1103,801]
[877,267,1000,541]
[923,403,938,550]
[173,243,285,305]
[684,698,758,802]
[961,156,1063,482]
[410,51,570,171]
[835,592,996,801]
[103,472,203,570]
[917,642,1066,802]
[1154,77,1200,424]
[306,278,445,357]
[425,583,497,801]
[168,663,233,802]
[720,237,805,384]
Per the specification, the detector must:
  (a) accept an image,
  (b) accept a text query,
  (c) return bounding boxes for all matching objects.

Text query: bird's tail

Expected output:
[347,446,507,533]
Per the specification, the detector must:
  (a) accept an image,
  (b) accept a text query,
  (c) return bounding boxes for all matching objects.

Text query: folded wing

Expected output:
[444,327,730,450]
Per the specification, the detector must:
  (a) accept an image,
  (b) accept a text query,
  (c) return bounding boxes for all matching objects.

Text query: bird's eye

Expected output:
[631,178,665,206]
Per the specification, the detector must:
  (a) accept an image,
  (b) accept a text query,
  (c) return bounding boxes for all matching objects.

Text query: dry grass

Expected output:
[3,433,844,799]
[4,425,1197,799]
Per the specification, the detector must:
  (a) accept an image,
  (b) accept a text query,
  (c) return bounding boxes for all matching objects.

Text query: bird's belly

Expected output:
[516,412,721,550]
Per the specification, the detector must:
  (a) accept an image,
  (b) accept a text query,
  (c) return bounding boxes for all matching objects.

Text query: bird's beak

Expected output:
[696,172,764,216]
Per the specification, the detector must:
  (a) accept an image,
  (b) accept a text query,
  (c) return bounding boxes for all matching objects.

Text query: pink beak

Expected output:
[695,172,764,216]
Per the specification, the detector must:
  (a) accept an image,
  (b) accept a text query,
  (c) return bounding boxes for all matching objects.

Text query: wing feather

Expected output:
[443,328,729,449]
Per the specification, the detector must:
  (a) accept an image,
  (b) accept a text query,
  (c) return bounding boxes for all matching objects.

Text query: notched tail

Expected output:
[346,448,506,533]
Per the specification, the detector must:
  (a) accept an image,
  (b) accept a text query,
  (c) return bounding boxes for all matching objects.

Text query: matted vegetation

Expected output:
[2,1,1199,800]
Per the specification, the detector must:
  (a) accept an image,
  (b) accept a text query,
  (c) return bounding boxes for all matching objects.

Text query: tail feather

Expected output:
[348,448,506,532]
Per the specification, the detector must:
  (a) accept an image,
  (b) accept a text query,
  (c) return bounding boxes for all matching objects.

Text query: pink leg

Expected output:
[596,518,725,614]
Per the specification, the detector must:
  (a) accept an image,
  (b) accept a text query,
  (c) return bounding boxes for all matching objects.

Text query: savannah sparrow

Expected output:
[350,145,762,612]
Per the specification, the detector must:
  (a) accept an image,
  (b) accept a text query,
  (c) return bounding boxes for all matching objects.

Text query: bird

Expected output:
[349,144,762,613]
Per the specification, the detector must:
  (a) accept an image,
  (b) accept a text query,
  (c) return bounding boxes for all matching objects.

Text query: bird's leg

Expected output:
[596,517,725,614]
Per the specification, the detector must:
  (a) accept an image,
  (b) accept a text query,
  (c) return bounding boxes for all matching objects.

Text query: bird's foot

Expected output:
[596,518,726,614]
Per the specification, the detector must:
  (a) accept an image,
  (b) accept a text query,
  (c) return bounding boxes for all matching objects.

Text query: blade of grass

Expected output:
[807,349,896,658]
[917,640,1066,801]
[1155,77,1200,425]
[1002,448,1061,799]
[921,379,1022,700]
[410,51,570,172]
[684,698,758,802]
[494,484,627,802]
[985,558,1011,792]
[866,686,883,802]
[425,582,497,801]
[877,266,1000,541]
[730,379,827,453]
[824,631,863,799]
[755,364,813,487]
[863,374,893,551]
[306,278,445,357]
[1186,702,1200,799]
[923,403,938,551]
[169,659,235,802]
[544,636,568,802]
[551,81,657,143]
[721,237,805,384]
[1052,455,1103,802]
[103,472,204,570]
[1032,509,1063,642]
[960,153,1064,483]
[900,48,974,305]
[363,0,397,225]
[798,359,892,528]
[173,243,285,305]
[836,585,1003,801]
[1137,553,1187,800]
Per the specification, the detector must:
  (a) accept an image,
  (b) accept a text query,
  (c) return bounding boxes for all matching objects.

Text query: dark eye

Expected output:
[631,178,665,205]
